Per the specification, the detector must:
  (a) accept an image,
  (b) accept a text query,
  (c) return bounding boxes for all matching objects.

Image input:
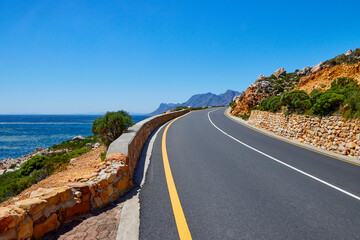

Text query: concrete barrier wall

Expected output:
[107,109,190,178]
[0,110,189,239]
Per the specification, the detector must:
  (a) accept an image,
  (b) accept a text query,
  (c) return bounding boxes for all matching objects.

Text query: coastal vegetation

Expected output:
[0,136,99,204]
[92,111,133,146]
[256,77,360,118]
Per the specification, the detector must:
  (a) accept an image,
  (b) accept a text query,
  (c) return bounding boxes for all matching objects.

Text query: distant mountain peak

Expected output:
[151,90,241,115]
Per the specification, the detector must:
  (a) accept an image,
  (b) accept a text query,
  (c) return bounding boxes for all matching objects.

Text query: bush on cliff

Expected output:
[255,77,360,118]
[19,155,48,176]
[92,111,133,146]
[259,96,282,112]
[310,92,345,116]
[280,90,311,114]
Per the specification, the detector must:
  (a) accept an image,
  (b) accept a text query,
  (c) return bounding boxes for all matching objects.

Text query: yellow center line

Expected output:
[224,109,360,167]
[162,113,192,240]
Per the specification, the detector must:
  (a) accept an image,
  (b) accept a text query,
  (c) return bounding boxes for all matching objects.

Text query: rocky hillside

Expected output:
[151,90,241,115]
[231,48,360,116]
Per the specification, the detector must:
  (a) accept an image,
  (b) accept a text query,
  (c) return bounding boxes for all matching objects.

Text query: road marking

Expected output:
[162,114,193,240]
[208,110,360,201]
[223,109,360,167]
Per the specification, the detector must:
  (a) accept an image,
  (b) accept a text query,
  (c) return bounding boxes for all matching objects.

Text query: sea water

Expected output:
[0,115,149,161]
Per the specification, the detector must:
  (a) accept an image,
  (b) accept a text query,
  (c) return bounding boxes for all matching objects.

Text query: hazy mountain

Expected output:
[151,90,241,115]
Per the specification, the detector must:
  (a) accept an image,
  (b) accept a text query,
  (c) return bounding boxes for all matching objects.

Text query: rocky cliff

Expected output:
[151,90,241,115]
[231,48,360,116]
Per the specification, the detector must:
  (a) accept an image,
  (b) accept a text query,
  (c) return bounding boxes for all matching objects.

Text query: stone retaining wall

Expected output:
[248,110,360,159]
[0,110,189,239]
[107,109,190,178]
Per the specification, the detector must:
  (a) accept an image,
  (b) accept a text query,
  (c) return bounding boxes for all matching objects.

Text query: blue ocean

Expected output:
[0,115,149,161]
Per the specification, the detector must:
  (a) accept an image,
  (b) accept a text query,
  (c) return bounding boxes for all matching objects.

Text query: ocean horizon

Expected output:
[0,114,149,161]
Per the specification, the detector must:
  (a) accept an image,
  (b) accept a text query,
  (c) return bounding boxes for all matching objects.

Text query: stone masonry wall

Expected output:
[0,110,189,239]
[248,110,360,160]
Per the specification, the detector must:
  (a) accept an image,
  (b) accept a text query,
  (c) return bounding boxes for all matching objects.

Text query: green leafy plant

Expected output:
[259,96,282,112]
[92,111,133,146]
[311,92,345,116]
[280,90,311,114]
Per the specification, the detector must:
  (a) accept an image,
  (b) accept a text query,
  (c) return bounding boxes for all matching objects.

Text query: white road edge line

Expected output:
[116,123,168,240]
[208,109,360,201]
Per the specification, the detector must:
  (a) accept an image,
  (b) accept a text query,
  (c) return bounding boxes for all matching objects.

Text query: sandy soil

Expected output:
[1,146,106,207]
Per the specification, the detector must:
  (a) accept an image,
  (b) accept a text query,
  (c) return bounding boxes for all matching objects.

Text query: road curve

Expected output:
[139,108,360,240]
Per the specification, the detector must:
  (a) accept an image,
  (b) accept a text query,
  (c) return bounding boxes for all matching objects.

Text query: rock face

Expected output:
[296,62,360,93]
[310,62,325,74]
[248,110,360,159]
[297,67,311,76]
[273,68,286,78]
[231,48,360,116]
[346,49,353,56]
[151,90,241,115]
[72,136,85,141]
[232,69,300,115]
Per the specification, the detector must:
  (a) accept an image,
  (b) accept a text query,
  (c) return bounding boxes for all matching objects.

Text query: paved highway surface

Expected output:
[139,108,360,240]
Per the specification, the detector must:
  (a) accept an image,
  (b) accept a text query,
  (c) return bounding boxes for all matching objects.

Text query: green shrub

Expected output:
[92,111,133,146]
[330,77,359,92]
[280,90,311,114]
[173,106,189,111]
[50,135,100,151]
[259,96,282,112]
[229,101,236,109]
[19,155,49,176]
[311,92,345,116]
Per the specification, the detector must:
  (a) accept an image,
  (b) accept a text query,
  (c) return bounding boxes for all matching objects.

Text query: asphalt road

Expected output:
[139,108,360,240]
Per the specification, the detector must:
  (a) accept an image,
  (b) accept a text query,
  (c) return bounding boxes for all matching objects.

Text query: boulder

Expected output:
[63,201,91,219]
[30,187,71,205]
[107,173,116,183]
[72,136,85,141]
[0,206,26,233]
[311,62,324,74]
[113,174,130,192]
[105,153,129,165]
[260,81,272,88]
[97,179,109,190]
[65,182,90,193]
[345,49,353,56]
[33,213,60,239]
[297,67,311,76]
[18,217,33,239]
[15,199,47,216]
[273,68,286,78]
[257,74,266,81]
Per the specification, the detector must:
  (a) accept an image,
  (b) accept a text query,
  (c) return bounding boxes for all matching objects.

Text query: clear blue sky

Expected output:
[1,0,359,114]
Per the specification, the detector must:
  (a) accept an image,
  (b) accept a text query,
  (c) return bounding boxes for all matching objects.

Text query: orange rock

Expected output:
[0,206,25,233]
[97,179,109,190]
[107,173,116,183]
[113,174,130,192]
[113,193,118,200]
[30,187,71,205]
[81,193,91,202]
[18,218,33,239]
[93,197,102,208]
[63,201,91,219]
[105,153,130,165]
[15,198,47,216]
[348,142,357,149]
[33,213,60,239]
[99,189,110,205]
[65,182,90,193]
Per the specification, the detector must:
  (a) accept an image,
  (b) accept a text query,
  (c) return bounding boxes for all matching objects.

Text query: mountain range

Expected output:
[151,90,241,115]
